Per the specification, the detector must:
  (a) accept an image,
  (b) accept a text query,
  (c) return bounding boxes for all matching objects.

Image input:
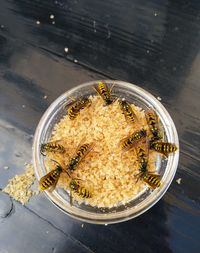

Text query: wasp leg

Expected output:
[70,189,73,206]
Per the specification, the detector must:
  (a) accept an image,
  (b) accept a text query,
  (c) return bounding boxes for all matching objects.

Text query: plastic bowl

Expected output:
[33,80,179,224]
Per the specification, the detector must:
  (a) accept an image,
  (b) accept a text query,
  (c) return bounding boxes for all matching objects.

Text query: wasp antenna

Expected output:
[63,170,71,178]
[50,159,61,166]
[50,159,59,164]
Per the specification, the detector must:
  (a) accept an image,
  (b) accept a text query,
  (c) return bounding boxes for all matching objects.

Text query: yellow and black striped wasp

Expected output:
[135,145,148,173]
[135,144,161,189]
[149,140,177,157]
[120,129,147,152]
[69,178,92,206]
[39,162,92,205]
[67,142,94,172]
[119,99,138,125]
[40,141,65,156]
[145,110,162,141]
[67,97,91,120]
[39,160,70,192]
[143,173,161,189]
[93,81,115,105]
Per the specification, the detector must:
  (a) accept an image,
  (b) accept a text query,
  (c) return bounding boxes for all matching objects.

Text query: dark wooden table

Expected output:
[0,1,200,252]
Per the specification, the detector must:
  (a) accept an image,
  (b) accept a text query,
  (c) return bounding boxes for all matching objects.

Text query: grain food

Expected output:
[3,164,36,205]
[44,96,158,208]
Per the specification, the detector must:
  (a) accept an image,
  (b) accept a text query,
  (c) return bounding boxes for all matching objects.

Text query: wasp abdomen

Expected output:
[143,174,161,188]
[39,165,62,191]
[119,100,138,124]
[121,129,146,151]
[94,81,114,105]
[68,98,91,120]
[40,142,65,156]
[150,141,177,156]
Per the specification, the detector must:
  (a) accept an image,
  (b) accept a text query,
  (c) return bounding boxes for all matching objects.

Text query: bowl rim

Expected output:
[33,80,179,224]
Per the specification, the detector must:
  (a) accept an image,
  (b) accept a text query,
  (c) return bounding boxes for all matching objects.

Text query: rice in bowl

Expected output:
[44,96,158,208]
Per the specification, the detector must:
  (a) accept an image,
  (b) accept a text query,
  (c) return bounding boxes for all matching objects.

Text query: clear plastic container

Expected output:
[33,80,179,224]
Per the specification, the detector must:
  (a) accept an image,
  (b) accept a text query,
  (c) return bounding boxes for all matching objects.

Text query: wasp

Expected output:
[67,143,94,172]
[120,129,147,151]
[119,99,138,124]
[136,145,148,159]
[135,145,161,189]
[69,178,92,205]
[93,81,115,105]
[40,141,65,156]
[39,160,71,192]
[150,140,177,157]
[39,163,63,191]
[145,110,162,141]
[135,146,148,172]
[67,97,91,120]
[143,173,161,188]
[70,179,92,198]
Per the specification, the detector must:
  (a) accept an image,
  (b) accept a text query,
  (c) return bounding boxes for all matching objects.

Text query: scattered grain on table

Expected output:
[3,164,37,205]
[176,178,182,185]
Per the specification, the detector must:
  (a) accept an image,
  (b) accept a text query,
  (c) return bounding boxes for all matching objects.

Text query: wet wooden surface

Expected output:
[0,0,200,252]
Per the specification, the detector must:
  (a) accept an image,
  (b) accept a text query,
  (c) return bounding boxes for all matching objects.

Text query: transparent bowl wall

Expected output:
[33,80,179,224]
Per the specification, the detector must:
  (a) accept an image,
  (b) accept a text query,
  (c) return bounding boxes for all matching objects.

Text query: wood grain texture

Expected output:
[0,0,200,253]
